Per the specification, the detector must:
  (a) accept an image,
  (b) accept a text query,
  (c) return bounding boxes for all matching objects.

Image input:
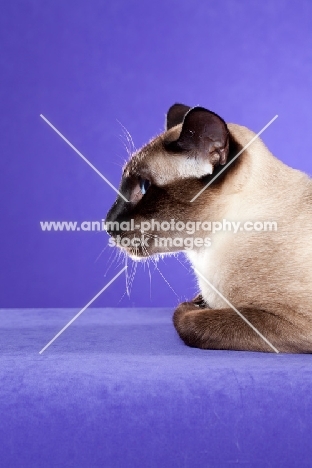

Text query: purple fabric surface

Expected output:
[1,308,312,467]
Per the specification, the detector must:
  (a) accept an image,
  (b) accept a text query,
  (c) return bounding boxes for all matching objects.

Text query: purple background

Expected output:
[1,0,312,308]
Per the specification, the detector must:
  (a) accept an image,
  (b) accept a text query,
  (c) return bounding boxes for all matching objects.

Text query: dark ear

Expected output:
[166,106,229,166]
[166,103,191,131]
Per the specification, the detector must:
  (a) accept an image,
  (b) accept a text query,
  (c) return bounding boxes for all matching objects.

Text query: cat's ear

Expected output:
[166,103,191,131]
[166,106,229,167]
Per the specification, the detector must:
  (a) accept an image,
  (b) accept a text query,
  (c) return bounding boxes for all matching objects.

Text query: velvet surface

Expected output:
[1,308,311,467]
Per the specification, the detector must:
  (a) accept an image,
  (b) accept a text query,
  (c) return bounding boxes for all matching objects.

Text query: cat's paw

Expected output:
[191,293,208,309]
[173,300,206,348]
[173,301,194,319]
[174,296,208,321]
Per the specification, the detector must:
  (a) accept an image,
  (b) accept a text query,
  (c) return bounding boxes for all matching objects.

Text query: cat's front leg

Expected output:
[173,303,312,353]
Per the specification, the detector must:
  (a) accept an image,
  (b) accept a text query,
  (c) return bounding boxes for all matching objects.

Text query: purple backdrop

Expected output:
[1,0,312,308]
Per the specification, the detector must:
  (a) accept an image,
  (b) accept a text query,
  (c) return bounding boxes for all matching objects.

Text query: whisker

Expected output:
[117,289,128,305]
[141,239,180,301]
[116,119,137,158]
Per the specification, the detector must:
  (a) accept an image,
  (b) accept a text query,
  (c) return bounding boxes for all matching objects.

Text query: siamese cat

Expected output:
[105,104,312,353]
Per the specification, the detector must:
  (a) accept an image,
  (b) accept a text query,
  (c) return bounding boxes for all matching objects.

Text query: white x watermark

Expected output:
[39,111,280,354]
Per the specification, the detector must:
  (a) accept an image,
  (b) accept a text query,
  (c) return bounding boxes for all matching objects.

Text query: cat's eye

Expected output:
[139,178,151,195]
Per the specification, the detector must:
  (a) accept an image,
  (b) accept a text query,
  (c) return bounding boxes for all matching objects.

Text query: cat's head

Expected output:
[105,104,240,259]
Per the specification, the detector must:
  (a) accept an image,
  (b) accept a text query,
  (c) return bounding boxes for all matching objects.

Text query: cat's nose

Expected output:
[105,198,128,236]
[105,203,118,236]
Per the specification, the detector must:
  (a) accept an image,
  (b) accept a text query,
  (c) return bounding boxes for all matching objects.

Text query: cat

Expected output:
[105,103,312,353]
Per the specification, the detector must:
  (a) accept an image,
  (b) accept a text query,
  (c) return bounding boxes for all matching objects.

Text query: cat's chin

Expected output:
[127,250,178,262]
[128,252,146,262]
[121,246,150,261]
[121,245,176,262]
